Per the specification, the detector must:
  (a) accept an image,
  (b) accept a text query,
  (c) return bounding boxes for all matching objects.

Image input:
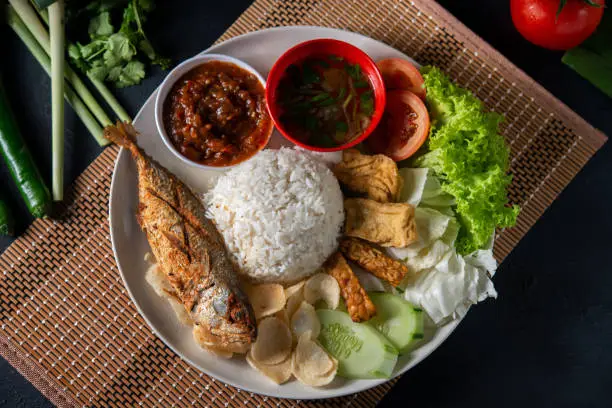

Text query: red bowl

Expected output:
[265,39,387,152]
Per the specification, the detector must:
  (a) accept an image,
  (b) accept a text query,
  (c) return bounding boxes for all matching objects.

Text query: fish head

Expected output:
[192,282,257,354]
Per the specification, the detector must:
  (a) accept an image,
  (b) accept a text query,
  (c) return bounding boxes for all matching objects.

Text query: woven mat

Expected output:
[1,1,607,407]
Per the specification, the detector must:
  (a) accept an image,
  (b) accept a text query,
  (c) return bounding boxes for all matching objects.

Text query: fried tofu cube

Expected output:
[333,149,403,203]
[344,198,417,248]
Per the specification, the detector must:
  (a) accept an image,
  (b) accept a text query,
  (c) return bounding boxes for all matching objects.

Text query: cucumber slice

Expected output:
[367,292,424,353]
[316,309,398,379]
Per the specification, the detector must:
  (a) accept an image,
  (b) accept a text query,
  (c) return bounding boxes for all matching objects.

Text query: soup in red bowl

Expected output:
[266,39,386,152]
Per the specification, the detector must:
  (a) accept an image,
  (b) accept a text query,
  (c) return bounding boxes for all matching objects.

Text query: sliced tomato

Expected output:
[365,90,430,162]
[376,58,426,100]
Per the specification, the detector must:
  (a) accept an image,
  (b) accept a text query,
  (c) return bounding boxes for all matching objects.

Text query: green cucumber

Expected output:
[368,292,424,353]
[316,309,398,379]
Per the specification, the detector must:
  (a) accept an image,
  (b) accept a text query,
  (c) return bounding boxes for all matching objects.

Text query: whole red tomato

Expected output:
[511,0,605,50]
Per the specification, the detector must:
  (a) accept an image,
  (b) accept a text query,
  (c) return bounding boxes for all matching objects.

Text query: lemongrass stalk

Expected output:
[7,6,108,146]
[37,7,132,123]
[48,0,64,200]
[87,74,131,122]
[9,0,112,127]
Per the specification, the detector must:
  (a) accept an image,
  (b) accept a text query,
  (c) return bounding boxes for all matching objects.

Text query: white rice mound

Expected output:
[205,148,344,283]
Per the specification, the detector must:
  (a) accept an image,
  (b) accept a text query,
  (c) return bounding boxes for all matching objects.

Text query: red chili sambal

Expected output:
[163,61,272,167]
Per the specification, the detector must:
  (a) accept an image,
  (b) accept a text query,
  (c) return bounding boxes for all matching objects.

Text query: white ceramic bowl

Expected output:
[154,53,271,170]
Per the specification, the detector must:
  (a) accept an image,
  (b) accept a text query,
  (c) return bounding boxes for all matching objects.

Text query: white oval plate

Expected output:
[109,26,460,400]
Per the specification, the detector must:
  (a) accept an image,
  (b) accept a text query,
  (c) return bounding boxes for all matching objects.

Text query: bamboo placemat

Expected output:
[1,1,607,407]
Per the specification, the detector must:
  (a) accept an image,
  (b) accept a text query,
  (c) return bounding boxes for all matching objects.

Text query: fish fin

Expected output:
[104,121,141,157]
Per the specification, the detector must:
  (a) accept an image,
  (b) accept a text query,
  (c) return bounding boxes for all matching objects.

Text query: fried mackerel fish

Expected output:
[344,198,417,248]
[105,122,256,354]
[323,252,376,322]
[333,149,403,203]
[340,237,410,287]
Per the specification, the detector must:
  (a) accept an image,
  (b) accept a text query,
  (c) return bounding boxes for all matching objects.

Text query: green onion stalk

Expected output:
[48,0,64,200]
[36,7,131,123]
[9,0,113,127]
[9,0,69,199]
[7,6,107,146]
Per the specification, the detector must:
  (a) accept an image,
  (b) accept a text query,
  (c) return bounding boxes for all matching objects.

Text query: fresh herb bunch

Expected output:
[68,0,170,88]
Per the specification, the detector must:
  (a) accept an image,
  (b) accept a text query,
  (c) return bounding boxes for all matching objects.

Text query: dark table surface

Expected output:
[2,1,612,407]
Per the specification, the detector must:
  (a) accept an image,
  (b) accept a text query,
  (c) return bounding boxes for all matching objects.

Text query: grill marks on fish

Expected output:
[146,186,194,264]
[104,122,256,354]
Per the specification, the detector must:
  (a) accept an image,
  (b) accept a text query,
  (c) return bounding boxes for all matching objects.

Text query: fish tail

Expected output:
[104,121,141,157]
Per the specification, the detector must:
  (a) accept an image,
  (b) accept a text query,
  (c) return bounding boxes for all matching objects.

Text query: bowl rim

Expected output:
[265,38,387,152]
[154,53,272,170]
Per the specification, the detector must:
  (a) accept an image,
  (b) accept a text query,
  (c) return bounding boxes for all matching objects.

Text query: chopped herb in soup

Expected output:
[277,55,375,148]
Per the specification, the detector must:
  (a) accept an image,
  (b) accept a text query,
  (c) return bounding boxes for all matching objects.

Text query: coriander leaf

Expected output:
[88,64,110,81]
[86,0,129,13]
[100,0,130,11]
[78,40,106,59]
[311,92,331,102]
[104,32,136,63]
[120,2,140,34]
[103,51,121,69]
[116,60,146,87]
[88,11,114,38]
[336,121,348,132]
[360,96,374,115]
[360,90,374,115]
[346,63,362,80]
[152,56,172,70]
[120,0,171,67]
[138,38,155,60]
[68,43,82,60]
[317,97,337,107]
[68,44,90,72]
[68,0,167,88]
[139,39,171,69]
[107,66,123,81]
[360,90,373,99]
[137,0,155,12]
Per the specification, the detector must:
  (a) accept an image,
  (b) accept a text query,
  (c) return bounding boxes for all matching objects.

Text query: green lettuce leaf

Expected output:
[415,66,519,255]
